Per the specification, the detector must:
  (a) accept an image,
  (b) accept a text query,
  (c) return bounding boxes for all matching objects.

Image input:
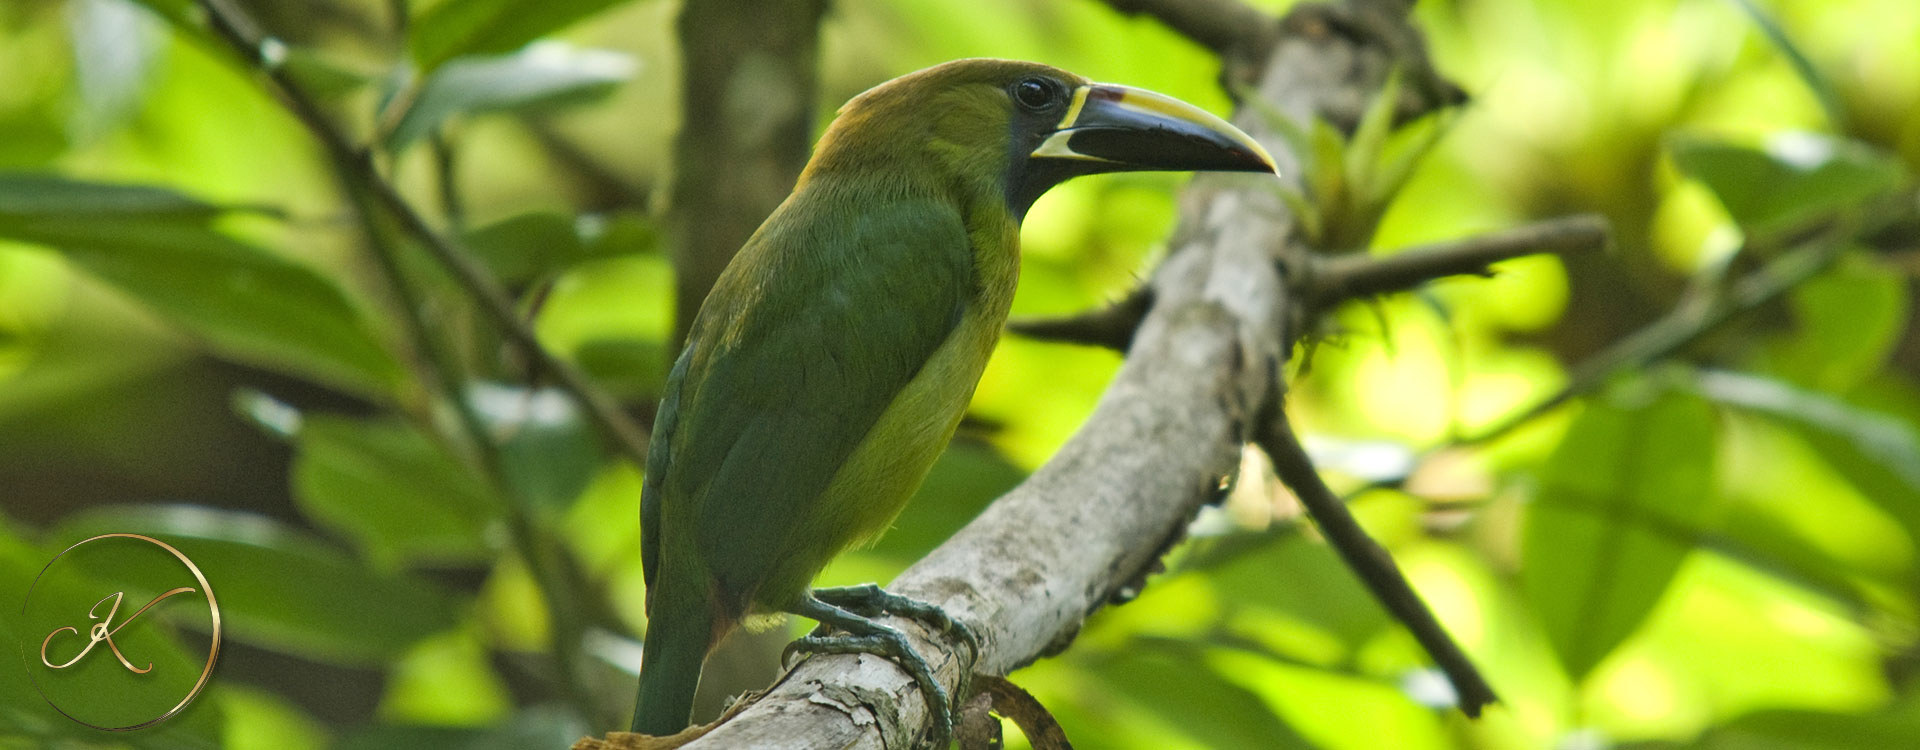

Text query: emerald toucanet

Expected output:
[632,58,1275,740]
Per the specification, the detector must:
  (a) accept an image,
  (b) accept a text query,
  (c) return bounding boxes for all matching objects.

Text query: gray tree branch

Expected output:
[1305,214,1611,307]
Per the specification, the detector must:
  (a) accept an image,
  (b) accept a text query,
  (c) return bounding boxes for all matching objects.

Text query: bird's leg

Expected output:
[811,583,981,659]
[785,593,959,748]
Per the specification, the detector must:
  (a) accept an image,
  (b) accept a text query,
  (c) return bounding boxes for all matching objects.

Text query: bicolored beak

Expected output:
[1032,84,1276,175]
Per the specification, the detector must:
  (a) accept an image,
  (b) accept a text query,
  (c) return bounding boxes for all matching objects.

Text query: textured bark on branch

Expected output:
[580,1,1473,748]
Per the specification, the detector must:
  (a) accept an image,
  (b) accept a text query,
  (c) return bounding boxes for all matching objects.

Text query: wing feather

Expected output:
[641,194,972,612]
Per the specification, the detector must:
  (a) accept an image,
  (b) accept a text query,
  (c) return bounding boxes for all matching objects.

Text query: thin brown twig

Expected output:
[1006,287,1153,351]
[1014,215,1609,350]
[192,0,651,466]
[1256,406,1501,717]
[1307,213,1611,305]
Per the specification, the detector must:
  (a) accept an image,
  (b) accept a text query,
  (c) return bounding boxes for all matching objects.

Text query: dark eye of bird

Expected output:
[1012,78,1055,112]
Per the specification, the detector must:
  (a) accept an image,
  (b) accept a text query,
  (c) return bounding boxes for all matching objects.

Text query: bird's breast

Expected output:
[808,216,1020,551]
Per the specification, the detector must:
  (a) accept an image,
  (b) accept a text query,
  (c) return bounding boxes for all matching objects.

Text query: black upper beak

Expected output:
[1030,84,1277,175]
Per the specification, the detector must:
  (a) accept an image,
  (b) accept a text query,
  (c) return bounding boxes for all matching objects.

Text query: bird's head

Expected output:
[804,59,1277,218]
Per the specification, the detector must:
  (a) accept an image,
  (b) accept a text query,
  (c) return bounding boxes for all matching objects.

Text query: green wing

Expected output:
[642,194,971,612]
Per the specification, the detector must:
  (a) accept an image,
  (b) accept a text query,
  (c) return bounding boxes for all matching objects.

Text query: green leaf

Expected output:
[1195,529,1393,656]
[1670,134,1906,236]
[386,43,635,151]
[464,210,657,286]
[1751,256,1908,391]
[1697,370,1920,546]
[1089,640,1316,750]
[1344,66,1402,207]
[571,337,671,399]
[0,175,402,394]
[471,382,603,513]
[1726,0,1849,132]
[1521,391,1719,681]
[283,49,376,99]
[0,173,231,219]
[410,0,637,72]
[53,506,462,665]
[292,415,502,567]
[120,0,201,32]
[1685,707,1920,750]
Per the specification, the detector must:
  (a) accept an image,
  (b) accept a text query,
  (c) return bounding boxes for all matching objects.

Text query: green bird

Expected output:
[632,58,1274,741]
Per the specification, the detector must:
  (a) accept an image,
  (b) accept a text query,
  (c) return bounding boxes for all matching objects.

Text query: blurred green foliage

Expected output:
[1,0,1918,748]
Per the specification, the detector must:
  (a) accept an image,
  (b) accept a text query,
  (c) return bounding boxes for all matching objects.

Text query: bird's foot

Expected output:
[811,583,982,660]
[786,593,961,748]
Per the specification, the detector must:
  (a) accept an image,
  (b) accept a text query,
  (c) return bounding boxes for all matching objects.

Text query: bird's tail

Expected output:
[630,599,714,735]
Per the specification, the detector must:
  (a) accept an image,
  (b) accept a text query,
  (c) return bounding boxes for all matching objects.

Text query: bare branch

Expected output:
[1307,213,1611,305]
[1255,411,1498,716]
[1005,287,1153,351]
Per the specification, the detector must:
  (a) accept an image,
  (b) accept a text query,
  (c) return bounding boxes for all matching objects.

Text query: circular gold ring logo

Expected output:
[19,533,222,731]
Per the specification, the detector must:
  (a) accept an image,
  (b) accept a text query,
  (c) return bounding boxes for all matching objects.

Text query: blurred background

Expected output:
[1,0,1917,747]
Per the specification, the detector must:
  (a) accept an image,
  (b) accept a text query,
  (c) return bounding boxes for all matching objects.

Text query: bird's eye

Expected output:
[1012,78,1055,112]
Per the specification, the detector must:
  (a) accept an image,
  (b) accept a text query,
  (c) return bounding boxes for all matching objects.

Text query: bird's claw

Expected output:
[785,628,956,747]
[811,583,983,661]
[788,588,981,748]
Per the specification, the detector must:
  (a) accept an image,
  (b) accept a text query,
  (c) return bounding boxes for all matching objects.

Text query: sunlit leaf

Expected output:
[409,0,636,71]
[54,506,462,665]
[292,415,502,567]
[1750,257,1908,392]
[1089,640,1317,750]
[386,43,636,151]
[1344,67,1402,207]
[217,686,329,750]
[1194,529,1393,657]
[1521,391,1718,681]
[377,630,512,724]
[0,176,401,394]
[1697,370,1920,545]
[1725,0,1849,131]
[1670,134,1905,236]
